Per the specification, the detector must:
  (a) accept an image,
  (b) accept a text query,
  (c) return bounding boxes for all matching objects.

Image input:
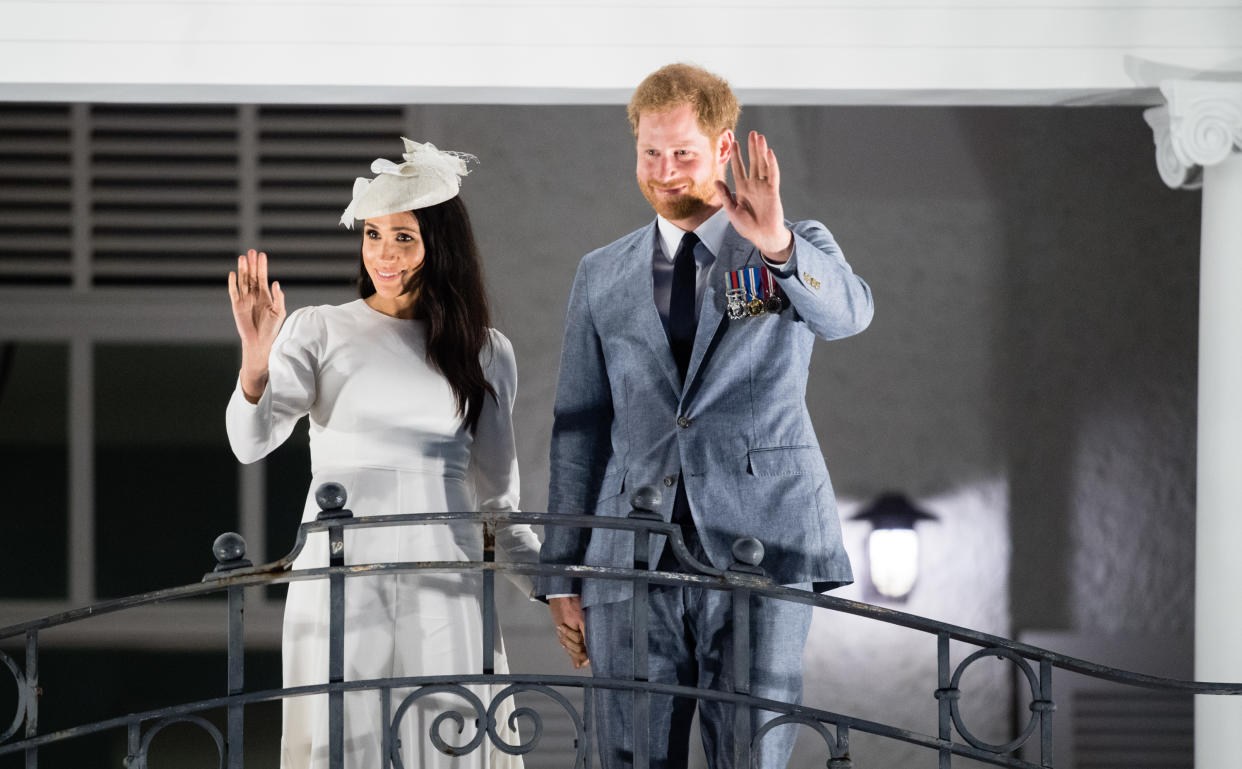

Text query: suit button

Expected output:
[676,416,692,428]
[663,476,676,487]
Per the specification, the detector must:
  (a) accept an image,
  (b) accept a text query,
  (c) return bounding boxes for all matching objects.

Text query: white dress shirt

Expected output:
[652,208,731,331]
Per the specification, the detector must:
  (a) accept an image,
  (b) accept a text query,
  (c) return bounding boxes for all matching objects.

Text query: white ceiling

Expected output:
[0,0,1240,105]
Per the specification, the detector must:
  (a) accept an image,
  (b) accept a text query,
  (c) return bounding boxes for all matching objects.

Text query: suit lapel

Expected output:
[619,221,682,395]
[682,224,757,394]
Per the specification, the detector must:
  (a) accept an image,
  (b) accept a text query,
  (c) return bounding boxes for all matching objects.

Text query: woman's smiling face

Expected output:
[361,211,424,316]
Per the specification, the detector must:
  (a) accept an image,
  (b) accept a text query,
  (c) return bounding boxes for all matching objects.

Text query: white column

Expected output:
[1145,78,1242,769]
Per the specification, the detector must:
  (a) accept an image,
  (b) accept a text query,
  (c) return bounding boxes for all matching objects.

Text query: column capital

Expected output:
[1144,79,1242,190]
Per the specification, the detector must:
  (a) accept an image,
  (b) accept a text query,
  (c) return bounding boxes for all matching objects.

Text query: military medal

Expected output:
[762,267,785,313]
[724,270,755,320]
[725,266,785,320]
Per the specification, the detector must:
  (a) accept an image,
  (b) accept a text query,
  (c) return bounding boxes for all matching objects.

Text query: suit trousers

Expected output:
[583,560,814,768]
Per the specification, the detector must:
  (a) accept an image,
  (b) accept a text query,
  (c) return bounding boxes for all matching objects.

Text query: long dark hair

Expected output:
[357,195,497,433]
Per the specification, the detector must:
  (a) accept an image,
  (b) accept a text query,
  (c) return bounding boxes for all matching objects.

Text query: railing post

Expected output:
[727,537,765,769]
[381,685,393,769]
[480,520,496,759]
[936,632,953,769]
[315,482,354,769]
[24,630,37,769]
[127,721,141,767]
[582,682,595,769]
[482,522,496,676]
[226,585,245,769]
[627,486,662,769]
[209,532,253,769]
[732,588,751,769]
[329,524,345,769]
[1037,658,1054,768]
[830,724,852,768]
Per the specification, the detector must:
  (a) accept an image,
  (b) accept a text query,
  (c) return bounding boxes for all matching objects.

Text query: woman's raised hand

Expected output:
[228,249,286,402]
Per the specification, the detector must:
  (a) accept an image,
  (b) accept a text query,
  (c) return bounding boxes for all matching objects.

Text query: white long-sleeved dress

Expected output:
[226,298,539,769]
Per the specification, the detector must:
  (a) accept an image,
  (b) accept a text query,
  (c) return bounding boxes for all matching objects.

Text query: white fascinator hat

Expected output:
[340,137,476,228]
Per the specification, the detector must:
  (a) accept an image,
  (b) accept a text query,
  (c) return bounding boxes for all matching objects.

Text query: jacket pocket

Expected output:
[746,446,826,477]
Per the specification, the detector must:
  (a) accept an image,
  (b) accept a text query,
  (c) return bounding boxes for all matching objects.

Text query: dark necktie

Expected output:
[668,231,700,383]
[663,231,702,568]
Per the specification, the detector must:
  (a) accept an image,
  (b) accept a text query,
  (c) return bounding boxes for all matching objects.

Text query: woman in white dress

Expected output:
[225,139,540,768]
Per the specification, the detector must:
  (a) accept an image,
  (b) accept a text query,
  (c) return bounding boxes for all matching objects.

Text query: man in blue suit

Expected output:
[538,63,874,768]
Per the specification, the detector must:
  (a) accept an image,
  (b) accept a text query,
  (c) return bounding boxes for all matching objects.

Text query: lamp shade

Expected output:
[851,493,937,600]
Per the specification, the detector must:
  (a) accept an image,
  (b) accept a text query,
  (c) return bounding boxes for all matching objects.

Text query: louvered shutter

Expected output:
[91,104,240,283]
[1,103,413,286]
[0,104,73,284]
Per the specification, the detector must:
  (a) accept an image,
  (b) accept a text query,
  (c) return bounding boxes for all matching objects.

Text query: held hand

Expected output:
[227,249,286,402]
[715,131,794,262]
[549,596,589,668]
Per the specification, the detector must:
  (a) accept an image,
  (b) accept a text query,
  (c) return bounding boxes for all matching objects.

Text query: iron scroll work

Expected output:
[0,483,1237,768]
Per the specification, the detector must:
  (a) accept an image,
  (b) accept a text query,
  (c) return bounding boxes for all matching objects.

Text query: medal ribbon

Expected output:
[726,267,777,299]
[763,266,782,300]
[744,267,763,301]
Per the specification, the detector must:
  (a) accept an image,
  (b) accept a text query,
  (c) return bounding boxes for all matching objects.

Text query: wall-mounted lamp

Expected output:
[851,492,938,601]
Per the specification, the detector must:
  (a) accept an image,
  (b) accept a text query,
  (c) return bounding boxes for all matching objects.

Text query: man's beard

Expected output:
[640,175,719,221]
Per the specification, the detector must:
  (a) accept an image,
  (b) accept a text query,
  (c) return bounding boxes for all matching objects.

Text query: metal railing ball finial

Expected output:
[628,485,662,515]
[316,481,347,510]
[728,536,767,576]
[211,532,252,572]
[315,481,354,520]
[731,537,765,567]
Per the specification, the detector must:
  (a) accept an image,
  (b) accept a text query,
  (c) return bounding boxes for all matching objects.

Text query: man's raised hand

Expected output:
[715,131,794,263]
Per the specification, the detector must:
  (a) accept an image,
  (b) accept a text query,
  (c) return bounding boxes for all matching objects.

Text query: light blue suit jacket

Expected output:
[539,218,873,607]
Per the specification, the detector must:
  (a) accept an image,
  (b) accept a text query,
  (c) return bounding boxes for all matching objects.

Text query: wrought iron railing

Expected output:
[1,482,1237,768]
